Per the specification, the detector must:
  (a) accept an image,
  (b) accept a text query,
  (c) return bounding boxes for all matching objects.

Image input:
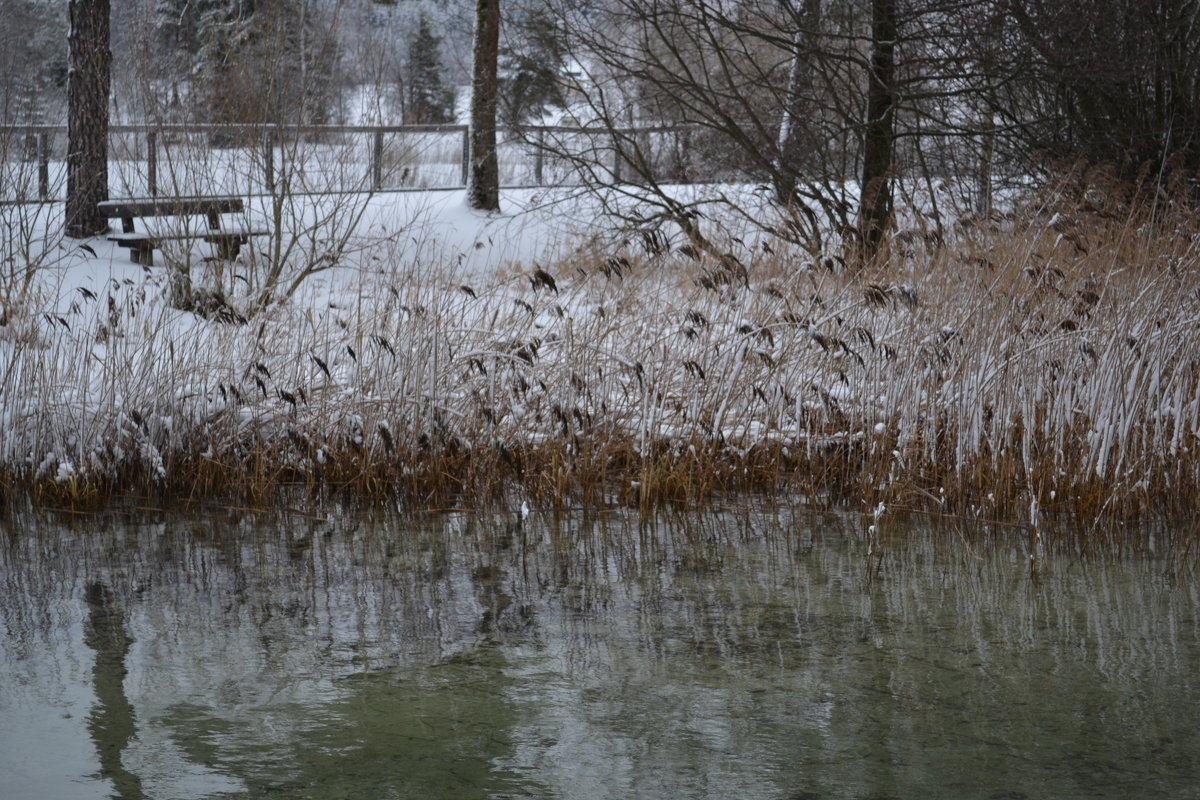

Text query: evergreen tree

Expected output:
[404,13,453,124]
[1,0,68,122]
[150,0,198,116]
[153,0,202,61]
[499,5,566,125]
[158,0,338,127]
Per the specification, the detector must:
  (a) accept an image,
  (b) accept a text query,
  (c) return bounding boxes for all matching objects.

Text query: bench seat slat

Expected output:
[108,227,269,244]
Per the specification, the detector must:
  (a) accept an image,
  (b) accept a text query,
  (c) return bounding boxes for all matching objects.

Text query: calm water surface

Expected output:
[1,507,1197,800]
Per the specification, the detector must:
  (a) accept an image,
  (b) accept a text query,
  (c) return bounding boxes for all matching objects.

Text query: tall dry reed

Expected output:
[3,181,1199,526]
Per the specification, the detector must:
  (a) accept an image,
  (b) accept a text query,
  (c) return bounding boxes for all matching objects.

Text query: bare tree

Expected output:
[529,0,866,258]
[998,0,1200,185]
[65,0,111,239]
[468,0,502,211]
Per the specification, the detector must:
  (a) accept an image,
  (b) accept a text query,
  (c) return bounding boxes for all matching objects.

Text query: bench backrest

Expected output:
[97,197,246,233]
[97,197,244,219]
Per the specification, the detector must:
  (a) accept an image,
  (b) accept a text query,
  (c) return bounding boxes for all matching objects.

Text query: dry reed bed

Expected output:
[2,195,1199,522]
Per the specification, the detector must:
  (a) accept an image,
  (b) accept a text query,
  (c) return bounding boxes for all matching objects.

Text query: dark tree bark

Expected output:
[66,0,111,239]
[468,0,501,212]
[1003,0,1200,182]
[858,0,896,262]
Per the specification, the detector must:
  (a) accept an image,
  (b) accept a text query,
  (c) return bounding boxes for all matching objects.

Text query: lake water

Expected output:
[1,507,1197,800]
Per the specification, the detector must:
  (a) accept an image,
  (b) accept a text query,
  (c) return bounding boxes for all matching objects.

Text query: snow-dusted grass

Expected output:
[3,182,1199,524]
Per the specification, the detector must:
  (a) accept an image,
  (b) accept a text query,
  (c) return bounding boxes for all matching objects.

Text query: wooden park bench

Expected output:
[97,196,267,266]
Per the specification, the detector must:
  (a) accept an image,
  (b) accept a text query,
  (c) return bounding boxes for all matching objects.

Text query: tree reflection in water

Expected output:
[83,582,144,800]
[1,507,1197,800]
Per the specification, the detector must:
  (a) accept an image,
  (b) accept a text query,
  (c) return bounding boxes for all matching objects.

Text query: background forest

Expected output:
[6,0,1199,222]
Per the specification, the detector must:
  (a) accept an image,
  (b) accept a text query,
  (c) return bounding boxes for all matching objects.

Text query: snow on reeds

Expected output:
[3,188,1200,522]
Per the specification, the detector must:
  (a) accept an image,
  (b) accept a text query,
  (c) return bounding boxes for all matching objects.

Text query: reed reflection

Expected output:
[0,508,1196,800]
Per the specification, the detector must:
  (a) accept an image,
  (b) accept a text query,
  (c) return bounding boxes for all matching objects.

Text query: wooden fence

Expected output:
[0,122,695,202]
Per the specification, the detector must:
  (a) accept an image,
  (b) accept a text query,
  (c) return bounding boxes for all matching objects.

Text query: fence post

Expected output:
[977,121,994,216]
[263,130,276,193]
[612,133,622,184]
[679,127,692,184]
[372,129,384,191]
[147,130,158,197]
[534,128,545,186]
[38,132,50,201]
[461,126,470,187]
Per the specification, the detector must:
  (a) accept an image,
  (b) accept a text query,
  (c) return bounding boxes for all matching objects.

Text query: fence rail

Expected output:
[1,122,696,203]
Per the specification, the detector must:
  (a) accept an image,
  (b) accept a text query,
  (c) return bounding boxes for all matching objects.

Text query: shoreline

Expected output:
[4,188,1200,525]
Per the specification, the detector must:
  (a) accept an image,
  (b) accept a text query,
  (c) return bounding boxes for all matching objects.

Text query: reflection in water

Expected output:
[158,647,530,800]
[83,582,144,800]
[1,508,1198,799]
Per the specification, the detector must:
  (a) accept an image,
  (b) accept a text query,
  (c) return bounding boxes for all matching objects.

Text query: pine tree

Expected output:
[404,13,453,124]
[1,0,68,121]
[499,6,567,125]
[468,0,500,211]
[65,0,110,239]
[181,0,338,127]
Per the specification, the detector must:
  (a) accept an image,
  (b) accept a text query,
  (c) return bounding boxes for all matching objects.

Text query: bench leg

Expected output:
[132,247,154,267]
[217,240,242,261]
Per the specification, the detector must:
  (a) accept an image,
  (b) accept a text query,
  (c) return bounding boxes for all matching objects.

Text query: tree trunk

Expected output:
[774,0,822,206]
[775,34,806,206]
[66,0,111,239]
[468,0,501,212]
[857,0,896,263]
